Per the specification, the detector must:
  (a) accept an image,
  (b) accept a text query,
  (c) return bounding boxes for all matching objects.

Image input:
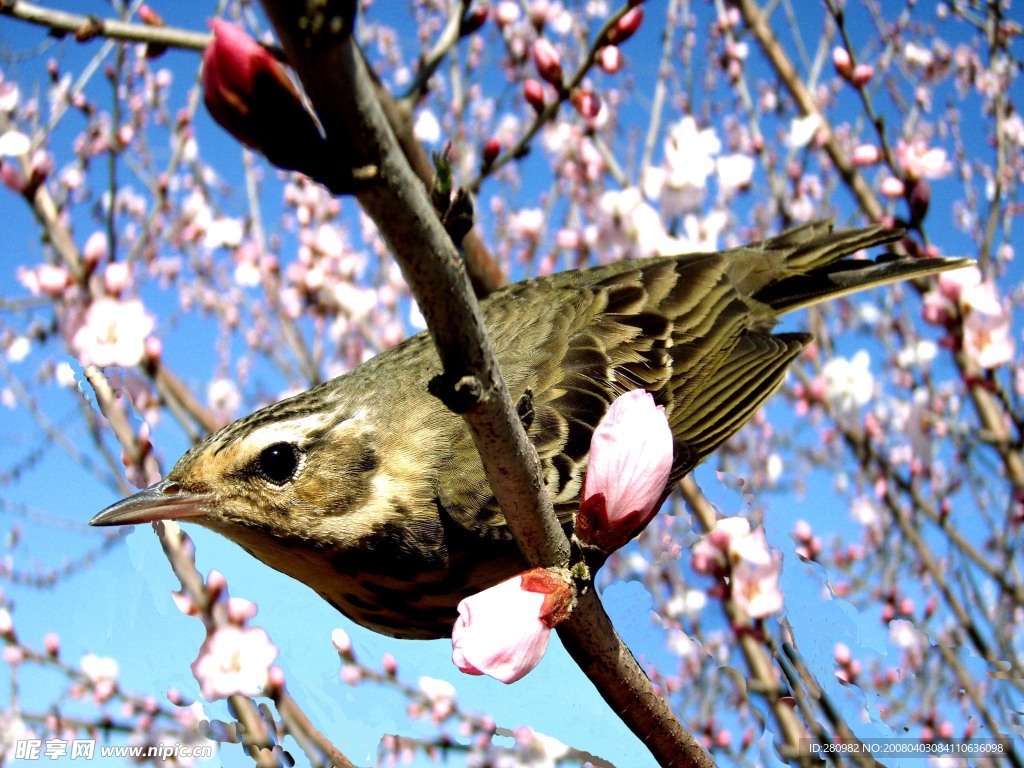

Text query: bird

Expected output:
[90,220,969,639]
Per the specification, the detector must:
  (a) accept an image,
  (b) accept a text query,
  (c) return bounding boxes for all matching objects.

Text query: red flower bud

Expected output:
[532,38,563,87]
[460,5,489,36]
[523,78,546,113]
[482,138,501,165]
[202,20,333,185]
[909,179,930,226]
[605,7,643,45]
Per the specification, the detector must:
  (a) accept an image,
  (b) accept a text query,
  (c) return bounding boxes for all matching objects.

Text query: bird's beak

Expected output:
[90,479,212,527]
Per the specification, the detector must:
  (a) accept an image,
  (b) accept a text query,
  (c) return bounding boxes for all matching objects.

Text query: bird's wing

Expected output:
[436,251,804,539]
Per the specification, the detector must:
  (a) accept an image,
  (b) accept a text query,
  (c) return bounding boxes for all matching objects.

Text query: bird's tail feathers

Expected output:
[756,253,973,315]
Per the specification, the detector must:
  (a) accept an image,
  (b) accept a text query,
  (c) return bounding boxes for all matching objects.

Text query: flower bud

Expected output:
[597,45,623,74]
[532,38,563,87]
[83,231,109,268]
[493,1,520,27]
[482,138,501,165]
[1,161,26,195]
[460,5,489,36]
[575,389,673,553]
[908,179,930,226]
[850,63,874,87]
[570,89,601,120]
[832,46,853,78]
[605,7,644,45]
[44,632,60,658]
[880,176,905,199]
[451,568,572,684]
[523,78,546,113]
[205,569,227,602]
[851,143,881,167]
[139,5,164,26]
[202,20,332,185]
[331,627,353,659]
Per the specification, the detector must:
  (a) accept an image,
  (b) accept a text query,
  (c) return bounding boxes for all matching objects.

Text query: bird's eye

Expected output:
[257,442,301,485]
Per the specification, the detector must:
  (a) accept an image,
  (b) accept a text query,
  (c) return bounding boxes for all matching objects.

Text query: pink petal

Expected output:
[578,390,674,551]
[451,572,559,684]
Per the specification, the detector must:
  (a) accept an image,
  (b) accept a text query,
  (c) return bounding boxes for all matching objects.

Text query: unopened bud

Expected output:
[205,569,227,602]
[851,143,881,166]
[880,176,905,199]
[482,138,501,165]
[597,45,623,74]
[44,632,60,657]
[461,5,489,36]
[139,5,164,26]
[523,79,546,113]
[570,89,601,120]
[832,46,853,78]
[605,7,643,45]
[1,161,26,195]
[532,38,563,86]
[850,63,874,87]
[909,179,930,226]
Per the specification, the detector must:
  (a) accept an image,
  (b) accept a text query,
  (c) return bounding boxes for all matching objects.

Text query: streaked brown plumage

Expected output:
[91,221,969,639]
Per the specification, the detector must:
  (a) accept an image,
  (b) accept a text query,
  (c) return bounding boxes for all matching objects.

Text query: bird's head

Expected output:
[89,395,389,560]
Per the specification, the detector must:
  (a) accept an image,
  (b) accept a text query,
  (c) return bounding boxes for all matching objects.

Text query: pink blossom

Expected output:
[0,130,29,157]
[935,267,1015,368]
[71,298,156,368]
[83,231,109,266]
[658,116,721,215]
[880,176,905,198]
[575,390,673,552]
[102,262,132,295]
[80,653,119,695]
[851,144,881,166]
[190,626,278,700]
[963,304,1014,369]
[452,568,572,684]
[691,517,784,619]
[413,109,441,145]
[225,597,258,625]
[895,140,951,180]
[508,208,545,240]
[691,516,750,575]
[717,153,754,192]
[493,1,521,27]
[37,264,70,297]
[788,113,822,149]
[728,529,784,619]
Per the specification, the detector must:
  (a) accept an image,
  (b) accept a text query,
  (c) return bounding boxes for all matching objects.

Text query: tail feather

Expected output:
[756,253,973,315]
